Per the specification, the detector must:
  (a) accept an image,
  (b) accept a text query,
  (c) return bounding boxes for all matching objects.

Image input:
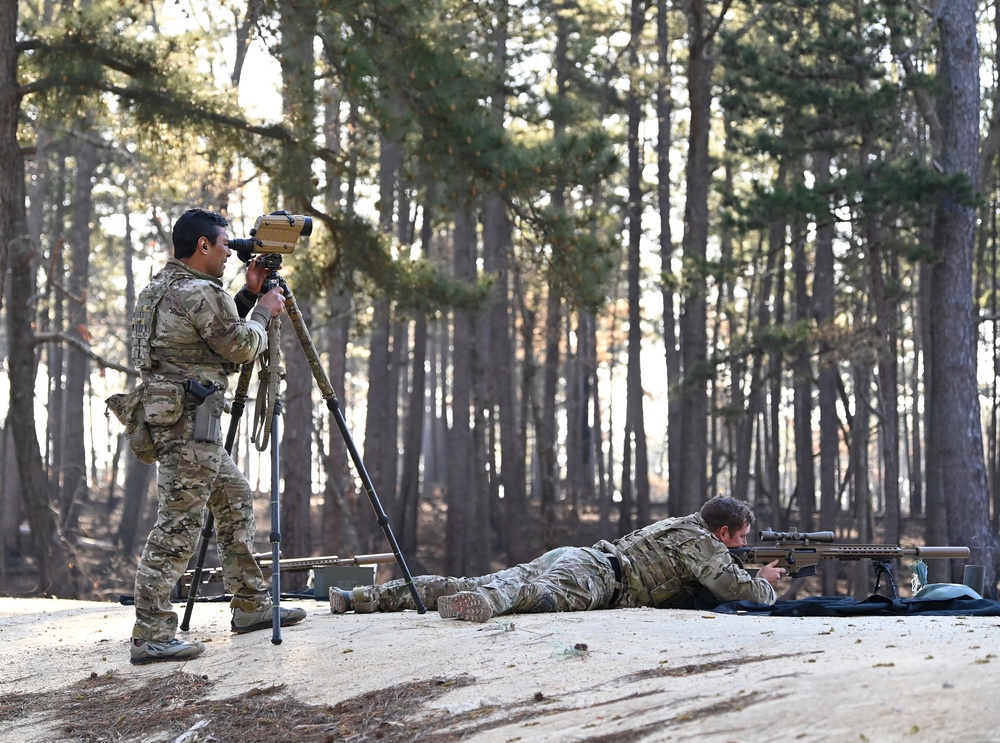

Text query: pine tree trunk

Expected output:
[624,0,650,528]
[928,0,998,592]
[363,128,402,551]
[116,208,155,555]
[2,0,74,595]
[657,0,682,520]
[61,137,97,538]
[678,1,712,513]
[792,223,816,530]
[322,286,356,556]
[319,76,355,557]
[0,0,15,306]
[280,302,315,588]
[814,149,840,595]
[445,205,481,574]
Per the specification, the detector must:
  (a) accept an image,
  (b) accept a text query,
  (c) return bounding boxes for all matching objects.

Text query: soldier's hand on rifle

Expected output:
[757,560,786,587]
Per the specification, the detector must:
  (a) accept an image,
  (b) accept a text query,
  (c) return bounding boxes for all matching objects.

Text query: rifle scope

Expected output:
[759,530,836,543]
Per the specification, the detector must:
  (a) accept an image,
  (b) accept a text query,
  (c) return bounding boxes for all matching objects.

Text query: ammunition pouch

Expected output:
[105,385,157,465]
[193,388,225,443]
[141,381,186,427]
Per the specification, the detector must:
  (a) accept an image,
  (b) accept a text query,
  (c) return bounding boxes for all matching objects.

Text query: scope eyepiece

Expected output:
[230,238,258,264]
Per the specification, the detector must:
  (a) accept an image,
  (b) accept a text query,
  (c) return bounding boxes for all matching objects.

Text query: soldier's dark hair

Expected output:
[172,208,229,259]
[700,496,754,534]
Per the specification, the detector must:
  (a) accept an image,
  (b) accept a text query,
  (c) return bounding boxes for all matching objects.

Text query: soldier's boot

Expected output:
[130,637,205,665]
[329,588,353,614]
[329,587,379,614]
[437,591,493,623]
[231,605,307,634]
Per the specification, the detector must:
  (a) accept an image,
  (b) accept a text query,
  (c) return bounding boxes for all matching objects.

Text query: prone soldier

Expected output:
[330,496,786,622]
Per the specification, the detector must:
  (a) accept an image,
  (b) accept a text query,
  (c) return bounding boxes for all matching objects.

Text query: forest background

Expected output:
[1,0,999,603]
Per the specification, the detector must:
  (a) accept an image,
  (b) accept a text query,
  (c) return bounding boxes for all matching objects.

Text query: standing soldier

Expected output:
[127,208,305,664]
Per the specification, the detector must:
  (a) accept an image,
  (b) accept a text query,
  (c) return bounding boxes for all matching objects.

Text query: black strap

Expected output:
[607,554,623,607]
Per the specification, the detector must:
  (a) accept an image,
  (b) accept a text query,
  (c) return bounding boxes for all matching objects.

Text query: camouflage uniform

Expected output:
[351,512,774,617]
[601,512,776,608]
[131,258,272,642]
[349,546,618,615]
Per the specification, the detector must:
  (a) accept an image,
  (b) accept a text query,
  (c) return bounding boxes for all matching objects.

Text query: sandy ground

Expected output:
[1,595,999,742]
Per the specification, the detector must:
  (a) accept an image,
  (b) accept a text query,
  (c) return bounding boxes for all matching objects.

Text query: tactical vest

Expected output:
[131,270,234,373]
[613,519,687,608]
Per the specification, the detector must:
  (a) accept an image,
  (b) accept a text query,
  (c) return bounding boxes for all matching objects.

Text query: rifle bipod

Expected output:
[179,271,427,636]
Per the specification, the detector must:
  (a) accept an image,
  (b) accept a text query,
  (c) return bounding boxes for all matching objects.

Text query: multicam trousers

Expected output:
[132,406,270,642]
[352,546,619,617]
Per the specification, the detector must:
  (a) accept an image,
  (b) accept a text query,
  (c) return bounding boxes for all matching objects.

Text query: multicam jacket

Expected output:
[131,258,270,389]
[597,512,776,608]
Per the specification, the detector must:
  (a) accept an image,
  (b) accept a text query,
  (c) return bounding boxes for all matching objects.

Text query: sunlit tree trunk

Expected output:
[814,147,840,595]
[273,0,319,589]
[657,0,682,519]
[791,220,816,531]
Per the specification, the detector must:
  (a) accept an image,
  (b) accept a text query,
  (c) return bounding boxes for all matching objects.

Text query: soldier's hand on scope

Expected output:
[257,285,286,318]
[757,560,787,587]
[245,257,269,295]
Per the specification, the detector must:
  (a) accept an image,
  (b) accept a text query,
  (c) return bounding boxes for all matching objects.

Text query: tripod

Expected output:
[180,268,426,639]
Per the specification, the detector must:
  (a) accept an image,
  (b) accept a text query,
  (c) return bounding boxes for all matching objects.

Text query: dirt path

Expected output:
[1,597,998,742]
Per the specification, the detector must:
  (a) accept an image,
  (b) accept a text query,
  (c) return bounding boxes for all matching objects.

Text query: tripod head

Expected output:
[251,253,284,294]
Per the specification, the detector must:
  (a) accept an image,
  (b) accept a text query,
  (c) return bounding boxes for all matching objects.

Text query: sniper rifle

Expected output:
[176,552,395,599]
[730,530,970,597]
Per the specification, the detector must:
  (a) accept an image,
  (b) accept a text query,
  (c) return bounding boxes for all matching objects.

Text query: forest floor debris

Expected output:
[1,596,999,742]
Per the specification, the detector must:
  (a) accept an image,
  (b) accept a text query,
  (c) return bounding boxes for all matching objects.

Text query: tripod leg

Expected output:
[281,281,426,614]
[328,397,425,613]
[270,397,283,644]
[179,512,215,631]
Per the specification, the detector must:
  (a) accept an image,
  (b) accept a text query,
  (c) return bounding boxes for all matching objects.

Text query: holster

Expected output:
[192,388,225,444]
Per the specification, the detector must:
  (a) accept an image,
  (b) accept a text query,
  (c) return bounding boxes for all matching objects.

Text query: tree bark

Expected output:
[678,0,712,513]
[791,223,816,530]
[928,0,997,592]
[61,136,97,538]
[280,301,315,587]
[624,0,650,528]
[657,0,682,520]
[2,0,75,596]
[813,148,840,595]
[0,0,16,307]
[445,205,481,575]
